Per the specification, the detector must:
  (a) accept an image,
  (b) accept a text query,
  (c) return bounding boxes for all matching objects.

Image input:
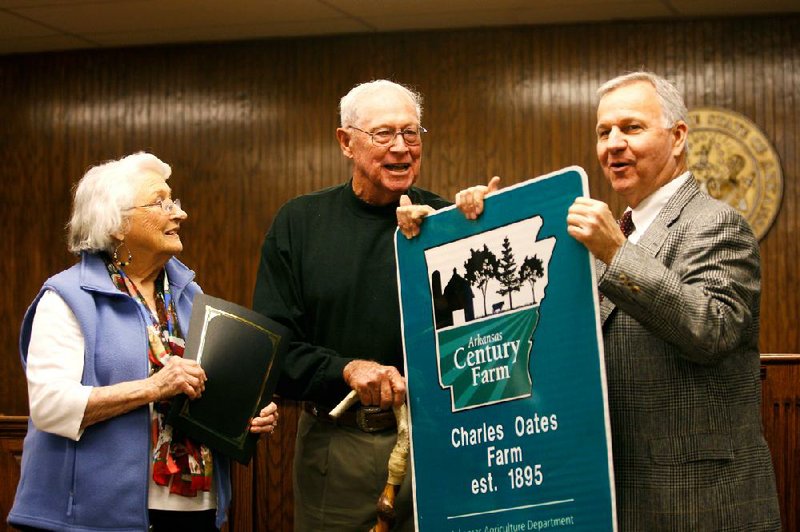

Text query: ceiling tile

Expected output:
[0,0,797,56]
[361,2,674,32]
[0,0,99,7]
[327,0,670,19]
[87,17,371,47]
[0,8,58,37]
[0,34,93,54]
[669,0,799,15]
[10,0,351,34]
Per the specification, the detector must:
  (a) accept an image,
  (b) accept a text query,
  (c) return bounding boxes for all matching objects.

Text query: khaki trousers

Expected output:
[293,410,413,531]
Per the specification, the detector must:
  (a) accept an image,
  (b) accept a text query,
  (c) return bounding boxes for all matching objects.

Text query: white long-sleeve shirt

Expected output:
[26,290,91,439]
[26,289,215,511]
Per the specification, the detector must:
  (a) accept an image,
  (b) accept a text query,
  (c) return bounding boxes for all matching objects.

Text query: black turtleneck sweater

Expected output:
[253,181,450,405]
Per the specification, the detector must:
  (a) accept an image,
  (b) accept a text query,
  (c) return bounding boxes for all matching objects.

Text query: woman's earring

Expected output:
[113,241,132,267]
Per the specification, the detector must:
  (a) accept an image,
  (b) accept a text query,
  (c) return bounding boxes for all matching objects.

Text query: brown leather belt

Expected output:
[303,402,397,433]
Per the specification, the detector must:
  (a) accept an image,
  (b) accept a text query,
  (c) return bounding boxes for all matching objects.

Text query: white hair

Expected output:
[339,80,423,128]
[597,71,688,127]
[67,152,171,254]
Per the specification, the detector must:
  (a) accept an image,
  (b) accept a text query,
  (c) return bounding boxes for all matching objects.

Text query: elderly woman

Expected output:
[8,152,278,531]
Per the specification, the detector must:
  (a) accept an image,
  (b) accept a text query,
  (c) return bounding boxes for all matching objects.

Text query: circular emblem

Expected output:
[688,107,783,241]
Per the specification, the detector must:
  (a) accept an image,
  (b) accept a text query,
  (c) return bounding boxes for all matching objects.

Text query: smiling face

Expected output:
[336,87,422,205]
[595,80,688,208]
[119,170,187,267]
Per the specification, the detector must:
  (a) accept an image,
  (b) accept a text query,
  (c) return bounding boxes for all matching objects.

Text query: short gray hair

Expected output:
[340,80,423,128]
[597,71,688,127]
[67,152,171,254]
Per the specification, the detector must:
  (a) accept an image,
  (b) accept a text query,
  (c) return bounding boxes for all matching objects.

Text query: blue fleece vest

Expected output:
[8,252,231,531]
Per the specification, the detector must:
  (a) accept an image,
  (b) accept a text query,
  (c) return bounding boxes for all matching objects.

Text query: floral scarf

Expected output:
[105,257,213,496]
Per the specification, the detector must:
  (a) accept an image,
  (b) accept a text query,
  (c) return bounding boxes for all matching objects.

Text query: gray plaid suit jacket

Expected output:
[597,175,781,530]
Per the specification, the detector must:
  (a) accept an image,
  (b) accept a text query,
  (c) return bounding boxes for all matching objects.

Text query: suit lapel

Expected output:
[635,175,700,258]
[599,174,701,327]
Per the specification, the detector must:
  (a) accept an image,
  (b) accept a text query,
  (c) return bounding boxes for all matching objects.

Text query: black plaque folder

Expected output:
[167,294,289,464]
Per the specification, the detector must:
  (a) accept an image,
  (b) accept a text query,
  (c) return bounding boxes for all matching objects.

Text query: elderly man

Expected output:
[406,71,781,530]
[254,80,449,531]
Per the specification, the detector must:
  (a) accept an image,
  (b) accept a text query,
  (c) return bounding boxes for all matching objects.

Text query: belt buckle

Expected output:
[356,406,384,433]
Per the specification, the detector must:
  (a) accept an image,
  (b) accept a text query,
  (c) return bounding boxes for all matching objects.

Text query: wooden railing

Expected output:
[760,355,800,531]
[1,356,797,531]
[0,416,27,527]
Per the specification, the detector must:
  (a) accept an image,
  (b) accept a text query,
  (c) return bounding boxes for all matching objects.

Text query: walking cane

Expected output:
[330,390,411,532]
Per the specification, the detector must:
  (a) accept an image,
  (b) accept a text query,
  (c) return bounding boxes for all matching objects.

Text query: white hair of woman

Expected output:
[67,152,171,254]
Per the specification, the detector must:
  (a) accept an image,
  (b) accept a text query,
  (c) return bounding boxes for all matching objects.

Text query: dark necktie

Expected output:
[619,210,635,239]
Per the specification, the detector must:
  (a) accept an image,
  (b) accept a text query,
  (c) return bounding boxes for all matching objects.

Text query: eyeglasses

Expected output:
[348,126,426,147]
[130,198,182,214]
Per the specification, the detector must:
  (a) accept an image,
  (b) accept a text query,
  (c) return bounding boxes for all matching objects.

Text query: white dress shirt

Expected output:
[626,171,692,244]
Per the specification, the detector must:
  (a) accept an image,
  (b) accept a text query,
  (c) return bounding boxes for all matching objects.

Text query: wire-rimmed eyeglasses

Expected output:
[348,126,427,147]
[130,198,182,214]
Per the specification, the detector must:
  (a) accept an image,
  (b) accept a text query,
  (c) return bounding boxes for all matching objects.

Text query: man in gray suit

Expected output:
[565,72,781,530]
[403,71,782,530]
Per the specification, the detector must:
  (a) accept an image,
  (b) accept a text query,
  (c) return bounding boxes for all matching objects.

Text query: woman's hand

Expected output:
[149,356,207,401]
[82,356,206,430]
[250,401,279,434]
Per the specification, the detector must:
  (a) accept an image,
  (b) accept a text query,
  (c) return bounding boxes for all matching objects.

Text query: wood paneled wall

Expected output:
[0,15,797,530]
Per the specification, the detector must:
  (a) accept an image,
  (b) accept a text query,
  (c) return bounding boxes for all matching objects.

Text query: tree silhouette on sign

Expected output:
[463,244,499,317]
[496,237,521,309]
[519,255,545,304]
